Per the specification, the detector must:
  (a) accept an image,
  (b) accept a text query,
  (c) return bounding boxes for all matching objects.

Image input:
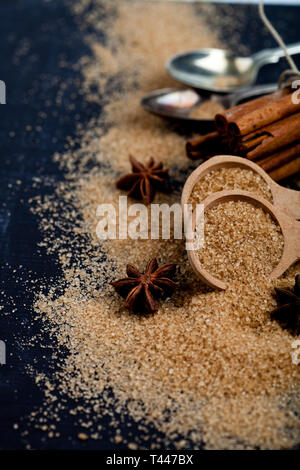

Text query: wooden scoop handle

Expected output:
[272,184,300,220]
[271,211,300,279]
[186,190,300,290]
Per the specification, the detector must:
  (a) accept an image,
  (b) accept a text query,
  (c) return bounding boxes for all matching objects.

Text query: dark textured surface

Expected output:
[0,0,299,450]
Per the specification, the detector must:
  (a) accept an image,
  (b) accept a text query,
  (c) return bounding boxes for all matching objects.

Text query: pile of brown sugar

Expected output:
[197,200,284,282]
[27,0,300,450]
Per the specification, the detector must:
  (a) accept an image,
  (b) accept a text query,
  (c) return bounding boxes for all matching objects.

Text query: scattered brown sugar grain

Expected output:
[197,200,284,282]
[189,167,273,207]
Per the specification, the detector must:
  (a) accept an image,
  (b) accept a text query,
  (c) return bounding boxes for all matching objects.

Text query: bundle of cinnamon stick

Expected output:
[186,87,300,181]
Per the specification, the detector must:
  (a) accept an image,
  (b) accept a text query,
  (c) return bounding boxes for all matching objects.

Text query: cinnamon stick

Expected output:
[257,142,300,172]
[246,112,300,160]
[186,131,221,160]
[214,88,290,135]
[229,88,298,137]
[268,156,300,181]
[236,132,270,154]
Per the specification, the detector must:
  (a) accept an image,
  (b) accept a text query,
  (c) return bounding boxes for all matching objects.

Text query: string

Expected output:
[258,0,300,88]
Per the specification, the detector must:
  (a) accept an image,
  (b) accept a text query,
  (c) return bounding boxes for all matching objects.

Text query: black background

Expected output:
[0,0,299,450]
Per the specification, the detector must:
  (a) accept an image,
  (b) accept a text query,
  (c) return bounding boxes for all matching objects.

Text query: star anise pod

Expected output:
[115,155,171,205]
[111,258,178,313]
[270,274,300,335]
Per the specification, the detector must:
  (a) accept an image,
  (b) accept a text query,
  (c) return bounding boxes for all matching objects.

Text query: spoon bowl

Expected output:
[167,49,253,92]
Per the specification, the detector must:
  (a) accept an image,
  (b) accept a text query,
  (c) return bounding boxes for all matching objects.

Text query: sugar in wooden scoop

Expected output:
[189,166,282,282]
[197,199,284,282]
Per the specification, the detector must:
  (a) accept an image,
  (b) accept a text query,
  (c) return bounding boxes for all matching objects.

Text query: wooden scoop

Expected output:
[182,155,300,220]
[181,155,300,289]
[184,190,300,290]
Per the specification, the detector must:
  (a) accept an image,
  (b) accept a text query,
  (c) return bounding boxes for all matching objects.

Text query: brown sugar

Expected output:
[189,100,225,120]
[189,167,273,206]
[197,200,284,282]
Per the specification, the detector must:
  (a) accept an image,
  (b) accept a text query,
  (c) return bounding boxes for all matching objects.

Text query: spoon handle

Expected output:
[252,42,300,67]
[227,83,277,108]
[272,184,300,220]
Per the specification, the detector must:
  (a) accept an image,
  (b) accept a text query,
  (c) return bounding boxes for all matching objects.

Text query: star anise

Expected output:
[111,258,178,313]
[115,155,171,205]
[271,274,300,335]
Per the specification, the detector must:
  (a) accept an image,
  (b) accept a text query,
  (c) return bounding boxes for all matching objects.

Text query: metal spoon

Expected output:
[141,84,277,123]
[166,43,300,92]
